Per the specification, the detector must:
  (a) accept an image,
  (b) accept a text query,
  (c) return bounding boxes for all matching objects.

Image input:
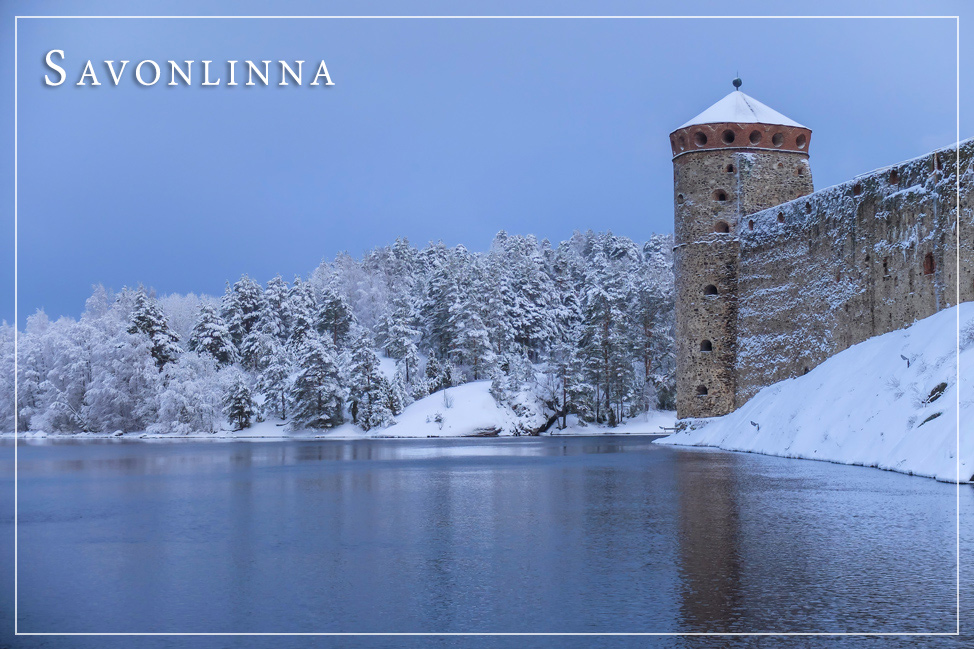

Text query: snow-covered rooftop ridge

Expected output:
[679,91,805,130]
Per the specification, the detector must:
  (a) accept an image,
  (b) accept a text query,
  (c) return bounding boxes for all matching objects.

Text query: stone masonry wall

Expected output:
[673,137,814,419]
[734,139,974,406]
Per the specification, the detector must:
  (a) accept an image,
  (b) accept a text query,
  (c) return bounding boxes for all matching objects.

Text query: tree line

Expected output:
[1,230,675,434]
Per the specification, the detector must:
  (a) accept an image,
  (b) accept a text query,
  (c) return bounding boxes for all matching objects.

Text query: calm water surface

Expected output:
[0,437,970,648]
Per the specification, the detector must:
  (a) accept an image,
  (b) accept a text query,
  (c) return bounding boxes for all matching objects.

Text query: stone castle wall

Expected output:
[733,139,974,406]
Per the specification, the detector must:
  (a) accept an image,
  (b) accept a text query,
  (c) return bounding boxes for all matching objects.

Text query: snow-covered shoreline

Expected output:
[657,304,973,483]
[2,380,677,442]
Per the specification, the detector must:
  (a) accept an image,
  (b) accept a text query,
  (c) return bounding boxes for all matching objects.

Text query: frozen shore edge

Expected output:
[656,304,972,484]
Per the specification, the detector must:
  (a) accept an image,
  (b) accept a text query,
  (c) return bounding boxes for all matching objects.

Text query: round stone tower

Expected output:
[670,81,814,418]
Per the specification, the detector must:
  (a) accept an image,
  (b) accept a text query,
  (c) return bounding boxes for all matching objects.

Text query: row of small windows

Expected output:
[683,129,807,150]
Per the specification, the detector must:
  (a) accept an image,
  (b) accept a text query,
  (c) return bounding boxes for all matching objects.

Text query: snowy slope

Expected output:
[657,304,973,483]
[382,381,519,437]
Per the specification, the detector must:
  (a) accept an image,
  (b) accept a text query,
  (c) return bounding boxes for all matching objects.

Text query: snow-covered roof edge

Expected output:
[679,91,805,130]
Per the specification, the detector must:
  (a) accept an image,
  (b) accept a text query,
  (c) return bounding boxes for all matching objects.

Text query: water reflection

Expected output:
[676,450,743,631]
[0,437,964,637]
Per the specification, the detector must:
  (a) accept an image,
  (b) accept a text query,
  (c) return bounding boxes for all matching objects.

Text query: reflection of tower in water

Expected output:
[675,450,745,630]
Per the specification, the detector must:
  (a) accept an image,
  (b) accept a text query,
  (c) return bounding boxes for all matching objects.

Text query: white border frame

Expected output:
[11,13,963,638]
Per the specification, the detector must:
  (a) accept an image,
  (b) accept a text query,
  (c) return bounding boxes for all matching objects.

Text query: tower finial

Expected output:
[732,76,742,90]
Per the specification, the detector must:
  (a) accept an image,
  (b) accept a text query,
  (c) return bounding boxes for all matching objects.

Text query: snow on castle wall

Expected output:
[733,139,974,406]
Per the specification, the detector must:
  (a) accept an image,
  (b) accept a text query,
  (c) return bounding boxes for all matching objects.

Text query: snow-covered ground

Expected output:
[5,379,676,441]
[658,303,973,483]
[551,410,677,436]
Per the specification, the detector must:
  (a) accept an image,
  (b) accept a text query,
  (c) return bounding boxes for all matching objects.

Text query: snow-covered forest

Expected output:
[1,230,675,436]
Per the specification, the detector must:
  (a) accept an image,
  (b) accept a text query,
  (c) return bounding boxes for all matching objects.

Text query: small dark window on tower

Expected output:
[853,183,863,196]
[777,213,785,223]
[726,164,735,173]
[805,203,812,214]
[703,284,718,296]
[677,193,685,204]
[696,385,709,396]
[923,252,935,275]
[796,133,807,149]
[883,257,889,273]
[794,166,804,176]
[722,129,736,144]
[748,219,754,230]
[694,131,708,147]
[713,190,728,202]
[749,130,762,144]
[714,220,730,233]
[678,135,687,151]
[772,132,784,147]
[700,340,713,352]
[888,169,899,185]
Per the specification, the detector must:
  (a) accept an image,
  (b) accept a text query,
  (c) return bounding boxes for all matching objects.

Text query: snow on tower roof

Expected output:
[679,91,805,129]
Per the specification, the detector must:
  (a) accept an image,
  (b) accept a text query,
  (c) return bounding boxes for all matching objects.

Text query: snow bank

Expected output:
[552,410,677,436]
[657,303,974,483]
[382,380,517,437]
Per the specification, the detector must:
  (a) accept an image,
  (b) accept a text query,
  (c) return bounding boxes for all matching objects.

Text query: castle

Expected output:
[671,80,973,419]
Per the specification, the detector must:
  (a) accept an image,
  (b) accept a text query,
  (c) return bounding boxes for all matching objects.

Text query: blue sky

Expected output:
[1,1,970,323]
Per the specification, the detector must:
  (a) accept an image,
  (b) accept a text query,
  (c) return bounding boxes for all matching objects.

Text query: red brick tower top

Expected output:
[669,83,812,159]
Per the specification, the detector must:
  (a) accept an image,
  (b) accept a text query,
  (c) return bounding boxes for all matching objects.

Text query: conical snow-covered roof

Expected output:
[679,90,804,129]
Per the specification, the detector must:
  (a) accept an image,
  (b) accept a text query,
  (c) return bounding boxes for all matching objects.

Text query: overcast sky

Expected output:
[1,0,970,323]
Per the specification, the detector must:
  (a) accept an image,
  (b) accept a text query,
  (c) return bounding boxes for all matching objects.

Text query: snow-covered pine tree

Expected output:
[382,298,420,360]
[398,342,422,388]
[241,276,292,369]
[578,234,639,425]
[420,243,462,359]
[316,282,356,349]
[448,303,495,381]
[288,336,345,430]
[262,275,291,342]
[287,277,317,353]
[446,258,495,381]
[223,371,256,431]
[221,275,263,353]
[128,288,181,369]
[255,332,292,421]
[389,370,409,413]
[189,303,237,367]
[348,330,394,430]
[424,355,446,395]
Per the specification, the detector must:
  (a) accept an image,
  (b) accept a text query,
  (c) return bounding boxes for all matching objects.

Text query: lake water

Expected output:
[1,437,971,648]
